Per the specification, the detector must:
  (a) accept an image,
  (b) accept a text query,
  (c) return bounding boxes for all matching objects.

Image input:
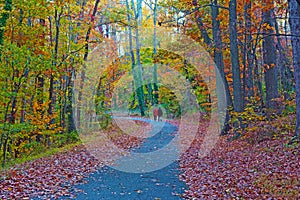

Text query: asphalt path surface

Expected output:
[65,118,186,200]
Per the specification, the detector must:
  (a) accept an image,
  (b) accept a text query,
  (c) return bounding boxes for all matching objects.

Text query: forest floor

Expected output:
[0,116,299,199]
[179,115,300,199]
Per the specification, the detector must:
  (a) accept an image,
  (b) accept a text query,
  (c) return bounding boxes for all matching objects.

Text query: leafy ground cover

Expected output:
[108,119,151,150]
[0,145,101,199]
[0,116,299,199]
[0,120,146,199]
[179,116,300,199]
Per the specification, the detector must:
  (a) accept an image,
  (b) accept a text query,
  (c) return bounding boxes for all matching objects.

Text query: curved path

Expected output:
[65,118,186,199]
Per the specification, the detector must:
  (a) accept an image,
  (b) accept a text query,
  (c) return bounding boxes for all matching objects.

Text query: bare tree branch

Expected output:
[160,4,228,25]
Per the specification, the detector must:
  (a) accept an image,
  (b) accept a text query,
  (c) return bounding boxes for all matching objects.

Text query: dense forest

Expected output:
[0,0,299,198]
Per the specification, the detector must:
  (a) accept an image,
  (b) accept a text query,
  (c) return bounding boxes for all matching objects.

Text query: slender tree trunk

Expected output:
[275,20,292,100]
[229,0,243,113]
[0,78,10,165]
[229,0,244,137]
[125,0,136,91]
[244,2,255,100]
[196,15,212,46]
[9,72,19,124]
[20,97,26,123]
[67,69,76,132]
[48,8,62,124]
[65,5,77,133]
[46,9,61,145]
[283,10,294,94]
[35,74,44,141]
[211,0,233,134]
[48,9,62,127]
[133,0,145,116]
[263,0,279,111]
[59,77,67,129]
[77,0,100,129]
[254,53,264,108]
[17,9,26,124]
[134,27,146,116]
[211,0,233,108]
[153,0,159,105]
[35,19,46,130]
[126,0,145,116]
[288,0,300,139]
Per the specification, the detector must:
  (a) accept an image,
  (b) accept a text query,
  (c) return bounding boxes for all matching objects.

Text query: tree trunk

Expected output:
[126,0,145,116]
[153,0,159,105]
[134,27,146,116]
[34,75,44,142]
[48,9,62,126]
[67,70,76,132]
[196,16,212,46]
[77,0,100,129]
[254,54,264,108]
[288,0,300,138]
[275,19,292,100]
[229,0,244,137]
[133,0,145,116]
[59,76,67,129]
[20,97,26,123]
[212,0,233,134]
[263,0,279,111]
[229,0,243,113]
[244,2,255,100]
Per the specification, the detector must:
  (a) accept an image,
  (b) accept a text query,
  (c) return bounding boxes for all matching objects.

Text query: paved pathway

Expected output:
[66,118,186,199]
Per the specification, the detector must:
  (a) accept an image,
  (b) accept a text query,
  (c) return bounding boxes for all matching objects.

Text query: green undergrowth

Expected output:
[0,135,82,173]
